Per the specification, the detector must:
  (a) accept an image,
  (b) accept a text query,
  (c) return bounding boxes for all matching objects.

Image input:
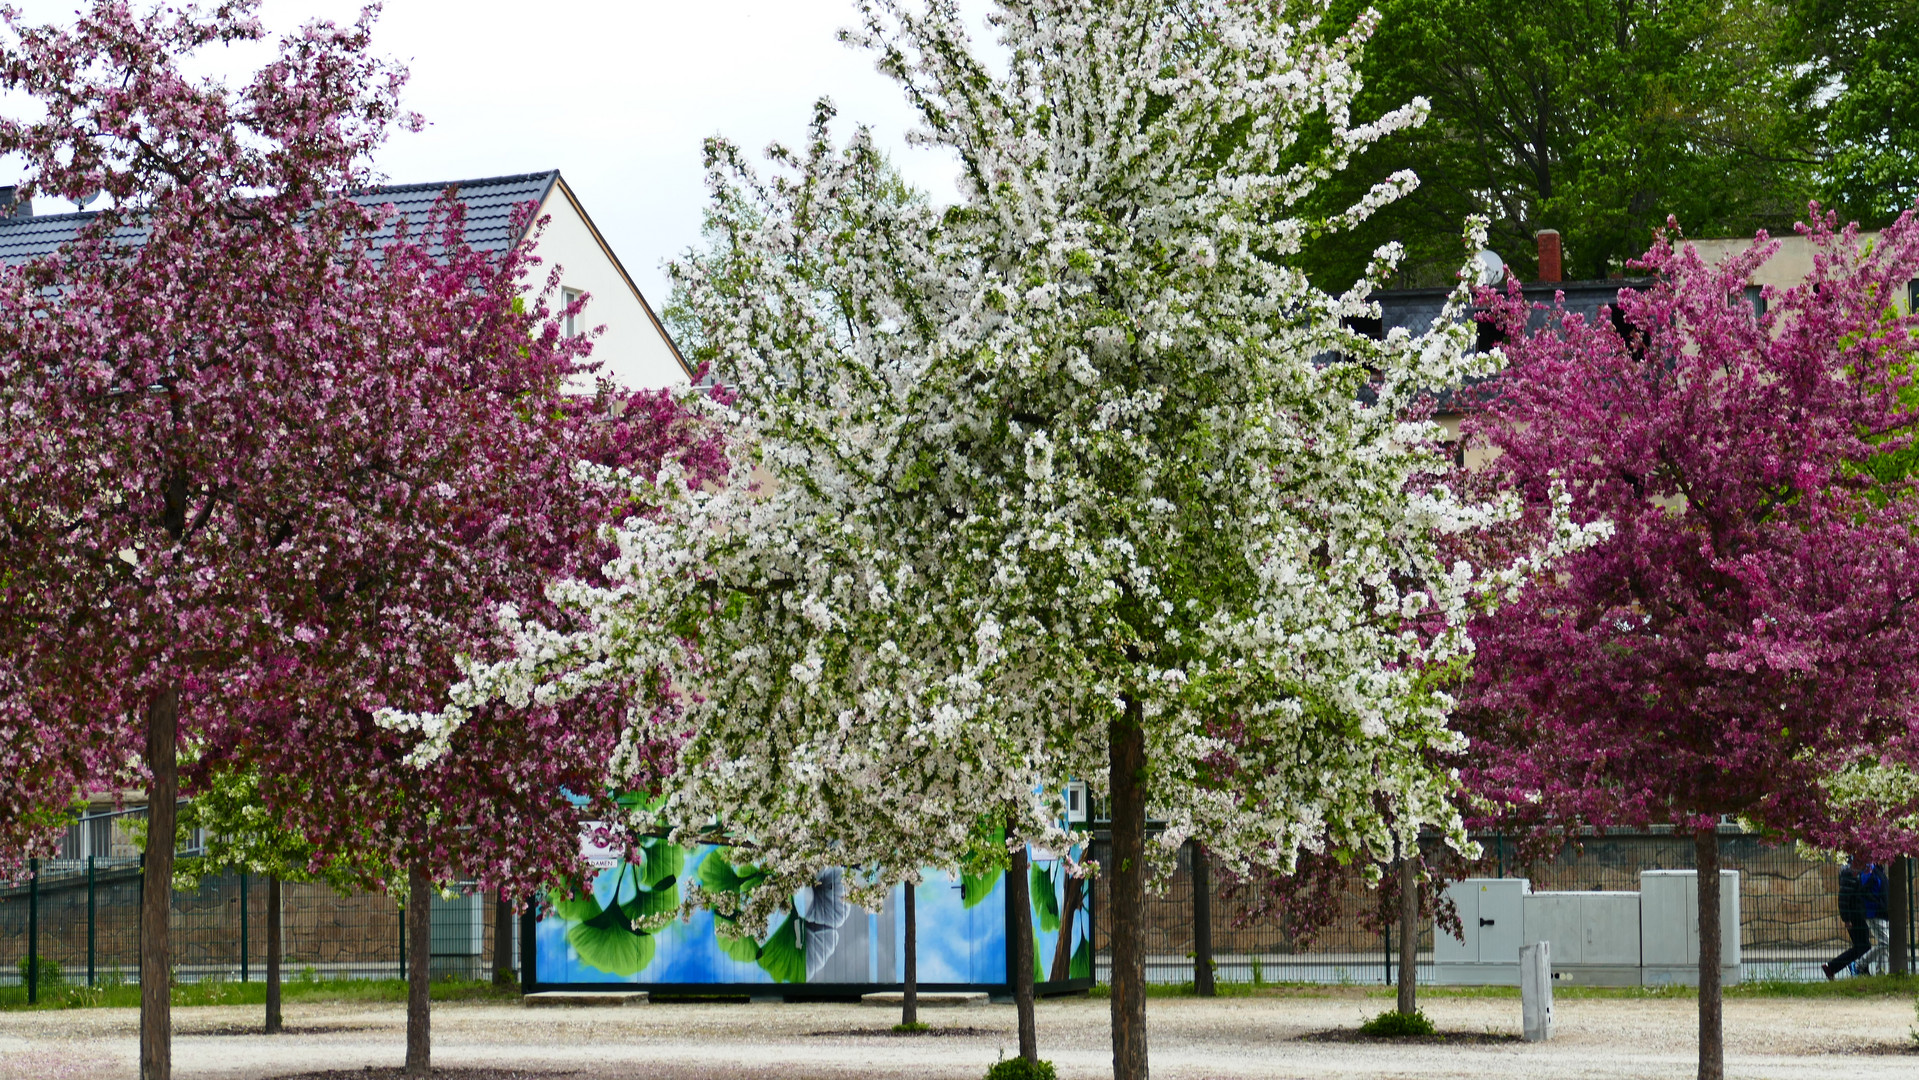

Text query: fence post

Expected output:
[1382,904,1392,986]
[87,855,96,988]
[520,897,537,994]
[240,872,249,983]
[398,897,407,981]
[1896,856,1914,977]
[27,858,38,1005]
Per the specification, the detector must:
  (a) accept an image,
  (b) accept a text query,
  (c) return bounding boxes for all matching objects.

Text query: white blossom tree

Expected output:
[384,2,1597,1076]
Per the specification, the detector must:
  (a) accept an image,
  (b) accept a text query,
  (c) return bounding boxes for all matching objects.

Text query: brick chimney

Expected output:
[1536,229,1562,283]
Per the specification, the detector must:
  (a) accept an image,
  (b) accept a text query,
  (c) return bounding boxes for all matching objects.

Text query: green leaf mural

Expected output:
[551,889,604,923]
[640,837,682,888]
[714,923,762,963]
[960,866,1002,908]
[548,839,684,978]
[697,848,766,895]
[1031,863,1060,932]
[566,901,658,976]
[695,848,818,982]
[1069,937,1091,981]
[960,824,1006,908]
[757,912,807,983]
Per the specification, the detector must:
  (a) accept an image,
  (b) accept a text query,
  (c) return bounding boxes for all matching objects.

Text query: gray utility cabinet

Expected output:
[1640,870,1741,986]
[1434,878,1530,985]
[430,890,485,980]
[1433,872,1740,987]
[1522,891,1642,985]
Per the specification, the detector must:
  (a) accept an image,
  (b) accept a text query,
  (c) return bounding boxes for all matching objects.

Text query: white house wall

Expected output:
[528,180,690,392]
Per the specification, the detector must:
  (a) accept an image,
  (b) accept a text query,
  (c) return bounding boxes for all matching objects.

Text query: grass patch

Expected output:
[1358,1009,1437,1036]
[0,976,522,1012]
[983,1058,1057,1080]
[892,1020,930,1033]
[1088,974,1919,1002]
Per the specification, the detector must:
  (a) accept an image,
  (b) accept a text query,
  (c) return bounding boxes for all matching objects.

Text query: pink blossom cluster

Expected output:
[0,0,718,894]
[1460,208,1919,854]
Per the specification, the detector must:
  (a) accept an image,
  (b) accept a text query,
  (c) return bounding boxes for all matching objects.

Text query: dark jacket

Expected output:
[1861,864,1889,921]
[1837,865,1866,923]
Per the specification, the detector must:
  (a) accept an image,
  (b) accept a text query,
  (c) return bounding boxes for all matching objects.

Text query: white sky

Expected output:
[7,0,978,312]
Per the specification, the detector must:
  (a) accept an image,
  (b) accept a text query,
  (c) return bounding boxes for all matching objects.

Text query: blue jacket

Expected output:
[1861,864,1889,921]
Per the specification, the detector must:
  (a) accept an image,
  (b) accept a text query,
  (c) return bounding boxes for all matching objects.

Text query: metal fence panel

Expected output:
[1085,833,1917,986]
[2,861,510,988]
[5,831,1911,990]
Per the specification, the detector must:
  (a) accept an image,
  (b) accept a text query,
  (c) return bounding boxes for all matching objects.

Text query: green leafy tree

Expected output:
[174,768,382,1033]
[1299,0,1810,286]
[1779,0,1919,225]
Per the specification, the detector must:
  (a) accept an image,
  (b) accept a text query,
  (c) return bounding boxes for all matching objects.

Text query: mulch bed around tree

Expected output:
[806,1026,997,1037]
[272,1070,583,1080]
[1844,1042,1919,1056]
[1298,1028,1524,1045]
[184,1025,377,1037]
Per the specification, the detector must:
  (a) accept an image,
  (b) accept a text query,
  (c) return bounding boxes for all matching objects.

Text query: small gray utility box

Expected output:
[1435,878,1530,985]
[1639,870,1741,987]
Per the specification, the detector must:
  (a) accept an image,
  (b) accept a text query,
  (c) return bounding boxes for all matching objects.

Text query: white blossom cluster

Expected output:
[382,0,1599,923]
[1809,756,1919,840]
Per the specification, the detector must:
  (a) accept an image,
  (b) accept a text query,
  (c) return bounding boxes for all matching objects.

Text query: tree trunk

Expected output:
[1397,853,1419,1016]
[405,860,432,1077]
[1109,696,1149,1080]
[492,893,515,987]
[1190,841,1214,997]
[265,876,282,1034]
[902,882,918,1027]
[1008,829,1038,1063]
[141,686,179,1080]
[1891,858,1910,977]
[1696,828,1723,1080]
[1048,874,1083,984]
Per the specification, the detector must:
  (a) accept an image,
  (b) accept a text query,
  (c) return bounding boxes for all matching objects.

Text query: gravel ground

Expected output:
[2,993,1915,1080]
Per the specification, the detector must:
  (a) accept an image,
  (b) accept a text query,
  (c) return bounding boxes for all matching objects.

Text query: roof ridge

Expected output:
[359,170,559,197]
[0,208,104,225]
[0,171,561,229]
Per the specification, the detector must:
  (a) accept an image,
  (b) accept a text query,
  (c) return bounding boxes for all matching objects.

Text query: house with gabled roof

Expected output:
[0,170,692,392]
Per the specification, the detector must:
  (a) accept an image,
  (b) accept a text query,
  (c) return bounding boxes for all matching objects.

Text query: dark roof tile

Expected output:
[0,170,560,264]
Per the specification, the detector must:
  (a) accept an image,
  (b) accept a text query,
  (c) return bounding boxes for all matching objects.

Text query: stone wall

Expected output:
[1085,832,1866,958]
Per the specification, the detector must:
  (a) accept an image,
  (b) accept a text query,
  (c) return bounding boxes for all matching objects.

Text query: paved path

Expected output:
[2,992,1914,1078]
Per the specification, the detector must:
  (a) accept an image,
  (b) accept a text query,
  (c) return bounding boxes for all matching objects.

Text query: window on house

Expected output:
[1909,280,1917,315]
[1744,285,1766,317]
[563,288,584,337]
[1474,315,1505,354]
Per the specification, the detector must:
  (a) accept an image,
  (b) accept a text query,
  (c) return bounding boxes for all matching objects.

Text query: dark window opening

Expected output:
[1342,314,1384,340]
[1474,315,1505,354]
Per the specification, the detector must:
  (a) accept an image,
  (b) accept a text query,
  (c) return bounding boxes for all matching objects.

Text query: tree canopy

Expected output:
[1293,0,1903,287]
[390,3,1600,1077]
[1459,212,1919,1079]
[0,2,721,1075]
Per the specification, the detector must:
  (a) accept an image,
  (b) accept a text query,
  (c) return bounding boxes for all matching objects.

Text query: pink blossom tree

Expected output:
[1459,209,1919,1080]
[0,4,719,1077]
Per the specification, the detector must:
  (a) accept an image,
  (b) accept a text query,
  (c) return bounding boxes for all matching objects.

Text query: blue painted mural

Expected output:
[532,839,1094,990]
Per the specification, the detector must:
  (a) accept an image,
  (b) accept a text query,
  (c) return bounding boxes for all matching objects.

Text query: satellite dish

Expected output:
[75,191,101,208]
[1473,249,1506,287]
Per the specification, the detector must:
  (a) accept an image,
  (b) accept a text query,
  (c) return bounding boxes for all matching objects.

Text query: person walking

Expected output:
[1858,860,1890,976]
[1822,855,1871,979]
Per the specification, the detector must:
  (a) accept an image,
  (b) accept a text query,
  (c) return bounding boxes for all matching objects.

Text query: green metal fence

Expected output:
[1,857,510,997]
